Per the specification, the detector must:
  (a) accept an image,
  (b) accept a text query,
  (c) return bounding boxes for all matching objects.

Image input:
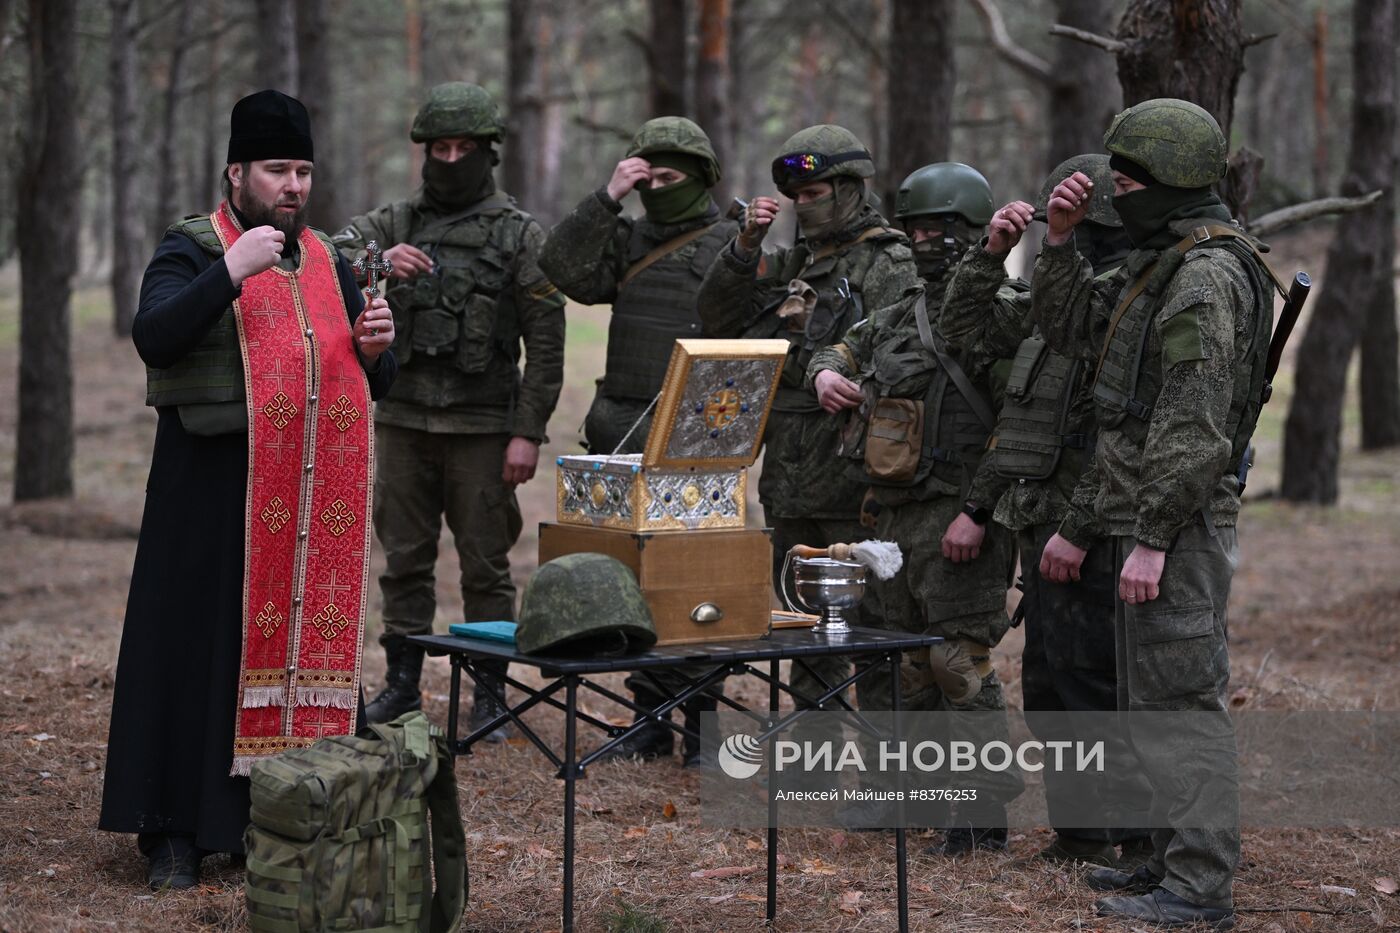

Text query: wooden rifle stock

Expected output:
[1262,271,1312,404]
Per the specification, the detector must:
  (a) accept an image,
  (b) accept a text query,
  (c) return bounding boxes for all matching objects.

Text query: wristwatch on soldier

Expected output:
[962,501,990,525]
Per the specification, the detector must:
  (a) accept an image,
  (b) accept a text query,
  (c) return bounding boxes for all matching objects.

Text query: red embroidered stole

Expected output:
[210,202,374,776]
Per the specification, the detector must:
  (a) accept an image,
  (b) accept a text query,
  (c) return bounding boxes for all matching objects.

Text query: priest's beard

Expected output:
[235,186,307,239]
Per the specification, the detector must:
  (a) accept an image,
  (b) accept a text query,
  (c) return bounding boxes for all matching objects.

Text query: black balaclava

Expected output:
[422,144,496,210]
[908,214,980,282]
[1075,221,1133,272]
[1108,154,1230,250]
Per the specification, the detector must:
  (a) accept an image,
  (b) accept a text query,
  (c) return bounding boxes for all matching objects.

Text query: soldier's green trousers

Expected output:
[1020,523,1151,845]
[769,515,892,712]
[874,496,1023,814]
[1113,524,1239,909]
[374,425,522,641]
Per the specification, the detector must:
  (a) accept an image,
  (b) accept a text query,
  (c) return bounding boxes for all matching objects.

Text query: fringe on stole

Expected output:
[242,686,287,708]
[230,757,255,777]
[295,686,356,709]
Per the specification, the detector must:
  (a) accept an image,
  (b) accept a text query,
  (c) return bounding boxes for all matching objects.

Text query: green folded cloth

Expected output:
[448,621,517,645]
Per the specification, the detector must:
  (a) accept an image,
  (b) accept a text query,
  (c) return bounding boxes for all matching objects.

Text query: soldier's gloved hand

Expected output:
[606,157,653,202]
[384,243,432,280]
[736,196,781,256]
[225,225,285,286]
[1045,171,1094,246]
[985,201,1036,257]
[814,370,864,414]
[502,436,540,487]
[1119,543,1165,604]
[354,297,395,361]
[1039,532,1087,583]
[941,512,985,564]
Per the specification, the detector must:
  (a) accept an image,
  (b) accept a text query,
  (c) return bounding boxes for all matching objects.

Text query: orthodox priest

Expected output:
[99,90,397,890]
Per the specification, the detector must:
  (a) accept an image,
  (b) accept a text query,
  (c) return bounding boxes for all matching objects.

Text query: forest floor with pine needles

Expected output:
[3,227,1400,931]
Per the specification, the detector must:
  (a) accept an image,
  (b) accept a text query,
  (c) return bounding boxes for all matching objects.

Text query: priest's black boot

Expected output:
[467,658,512,743]
[365,636,423,724]
[142,834,203,891]
[596,687,674,761]
[681,692,720,768]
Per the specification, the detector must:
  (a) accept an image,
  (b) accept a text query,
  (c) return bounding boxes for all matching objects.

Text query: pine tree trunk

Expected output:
[1048,0,1121,168]
[885,0,953,205]
[151,0,193,241]
[1114,0,1245,134]
[108,0,141,337]
[1281,0,1396,501]
[15,0,81,501]
[254,0,297,92]
[503,0,545,209]
[647,0,688,117]
[694,0,731,204]
[296,0,344,233]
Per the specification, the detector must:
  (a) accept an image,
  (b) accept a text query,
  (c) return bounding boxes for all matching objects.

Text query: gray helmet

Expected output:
[1103,98,1228,188]
[1037,154,1121,227]
[894,162,994,226]
[771,124,875,193]
[516,553,657,656]
[410,82,504,143]
[625,116,722,187]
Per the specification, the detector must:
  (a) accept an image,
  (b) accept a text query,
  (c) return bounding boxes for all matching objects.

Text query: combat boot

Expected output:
[1095,888,1234,929]
[929,804,1008,857]
[466,658,512,743]
[1116,835,1155,869]
[1036,832,1118,867]
[595,687,674,762]
[681,692,719,768]
[1086,864,1163,894]
[365,635,423,724]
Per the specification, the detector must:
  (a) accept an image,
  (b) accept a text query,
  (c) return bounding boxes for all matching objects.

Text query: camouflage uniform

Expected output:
[1031,101,1275,912]
[697,125,918,713]
[334,83,566,729]
[539,117,738,454]
[940,155,1150,860]
[537,118,737,764]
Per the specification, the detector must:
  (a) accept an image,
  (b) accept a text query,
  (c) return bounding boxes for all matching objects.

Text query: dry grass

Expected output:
[3,236,1400,930]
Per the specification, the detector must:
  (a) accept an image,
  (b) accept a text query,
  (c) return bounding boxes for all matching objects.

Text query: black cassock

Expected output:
[99,227,396,854]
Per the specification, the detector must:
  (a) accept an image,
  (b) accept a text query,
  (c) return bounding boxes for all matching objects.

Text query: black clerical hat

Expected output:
[227,90,314,163]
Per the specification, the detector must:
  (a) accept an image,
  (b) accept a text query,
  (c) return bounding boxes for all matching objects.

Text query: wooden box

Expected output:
[555,339,787,532]
[538,522,773,646]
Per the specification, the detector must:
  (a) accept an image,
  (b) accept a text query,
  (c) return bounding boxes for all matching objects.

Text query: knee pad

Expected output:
[928,639,993,705]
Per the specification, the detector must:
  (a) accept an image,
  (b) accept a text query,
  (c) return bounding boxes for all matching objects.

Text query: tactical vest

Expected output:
[601,220,729,400]
[1093,225,1275,474]
[766,226,907,413]
[990,338,1088,481]
[844,312,995,496]
[144,214,340,435]
[382,195,526,405]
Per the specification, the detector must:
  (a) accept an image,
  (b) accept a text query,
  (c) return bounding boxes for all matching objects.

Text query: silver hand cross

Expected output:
[353,240,394,299]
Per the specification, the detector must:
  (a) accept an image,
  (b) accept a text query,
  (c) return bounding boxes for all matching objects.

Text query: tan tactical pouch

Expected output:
[863,397,924,483]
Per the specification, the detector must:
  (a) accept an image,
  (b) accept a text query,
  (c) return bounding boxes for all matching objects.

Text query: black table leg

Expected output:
[447,656,461,757]
[766,658,779,927]
[563,675,578,933]
[892,651,909,933]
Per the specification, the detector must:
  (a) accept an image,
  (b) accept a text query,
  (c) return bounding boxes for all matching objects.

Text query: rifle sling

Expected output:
[913,295,997,434]
[620,222,720,287]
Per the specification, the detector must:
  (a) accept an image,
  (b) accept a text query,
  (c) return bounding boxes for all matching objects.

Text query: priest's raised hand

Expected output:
[224,225,285,286]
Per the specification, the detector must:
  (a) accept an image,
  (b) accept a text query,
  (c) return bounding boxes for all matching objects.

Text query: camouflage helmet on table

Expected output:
[894,162,995,226]
[410,82,505,143]
[516,553,657,656]
[770,124,875,194]
[1037,153,1121,227]
[1103,98,1228,188]
[625,116,722,188]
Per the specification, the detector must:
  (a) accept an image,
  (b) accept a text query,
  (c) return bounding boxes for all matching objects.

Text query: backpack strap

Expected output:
[424,729,468,933]
[912,295,996,433]
[620,221,721,287]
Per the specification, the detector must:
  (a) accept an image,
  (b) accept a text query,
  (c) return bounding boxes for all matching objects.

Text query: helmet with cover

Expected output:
[770,124,875,194]
[1037,154,1121,226]
[516,553,657,656]
[1102,98,1228,188]
[625,116,722,188]
[410,82,504,143]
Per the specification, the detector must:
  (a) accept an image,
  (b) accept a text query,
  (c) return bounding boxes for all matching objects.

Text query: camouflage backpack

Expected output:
[244,711,467,932]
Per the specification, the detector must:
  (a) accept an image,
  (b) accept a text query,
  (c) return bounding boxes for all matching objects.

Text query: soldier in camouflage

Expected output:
[333,83,566,738]
[537,117,738,766]
[939,154,1151,868]
[807,162,1023,854]
[1031,99,1276,929]
[696,125,918,716]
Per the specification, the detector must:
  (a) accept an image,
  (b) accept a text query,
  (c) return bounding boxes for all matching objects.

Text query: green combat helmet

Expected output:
[410,82,504,143]
[771,124,875,193]
[625,116,722,188]
[1037,154,1121,227]
[516,553,657,656]
[1103,98,1228,188]
[894,162,995,226]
